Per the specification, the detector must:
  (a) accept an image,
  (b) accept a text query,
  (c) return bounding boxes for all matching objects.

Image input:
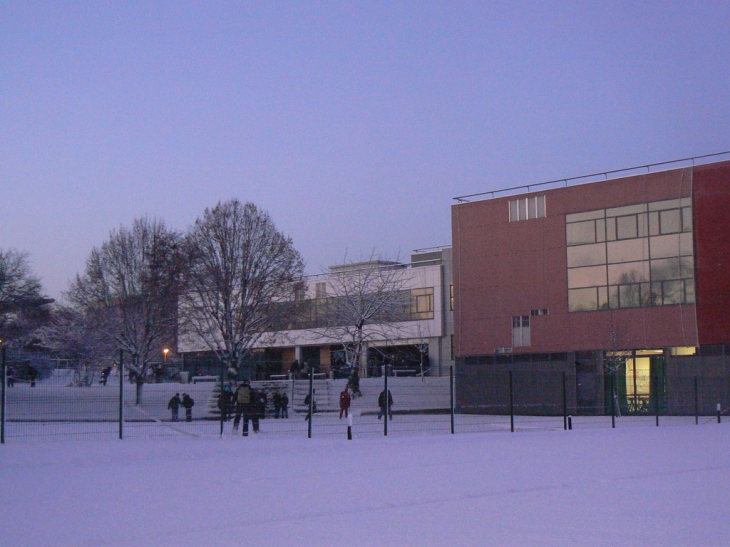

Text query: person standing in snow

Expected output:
[233,382,252,435]
[339,388,351,419]
[181,393,195,422]
[167,393,182,421]
[27,365,38,387]
[304,390,317,421]
[378,389,393,421]
[280,391,289,419]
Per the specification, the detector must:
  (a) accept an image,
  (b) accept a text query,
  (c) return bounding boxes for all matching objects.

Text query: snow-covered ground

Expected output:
[2,423,729,546]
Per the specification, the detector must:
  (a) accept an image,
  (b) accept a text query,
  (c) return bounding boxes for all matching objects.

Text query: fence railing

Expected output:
[1,351,728,443]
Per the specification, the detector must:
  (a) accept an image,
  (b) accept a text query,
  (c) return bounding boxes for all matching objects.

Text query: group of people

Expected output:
[338,387,393,420]
[167,393,195,422]
[166,382,394,426]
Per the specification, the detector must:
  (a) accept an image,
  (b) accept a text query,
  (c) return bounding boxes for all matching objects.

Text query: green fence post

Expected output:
[654,372,660,427]
[118,349,124,440]
[694,376,699,425]
[562,371,568,431]
[307,367,313,439]
[384,365,389,437]
[450,365,455,435]
[509,371,514,433]
[611,374,616,429]
[1,346,6,444]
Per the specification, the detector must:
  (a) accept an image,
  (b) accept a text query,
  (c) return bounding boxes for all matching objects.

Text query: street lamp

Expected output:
[163,348,169,363]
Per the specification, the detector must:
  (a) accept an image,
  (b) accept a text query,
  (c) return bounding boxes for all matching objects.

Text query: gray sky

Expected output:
[2,1,729,300]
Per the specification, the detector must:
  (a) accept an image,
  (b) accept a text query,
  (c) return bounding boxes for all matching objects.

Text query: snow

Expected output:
[2,423,729,546]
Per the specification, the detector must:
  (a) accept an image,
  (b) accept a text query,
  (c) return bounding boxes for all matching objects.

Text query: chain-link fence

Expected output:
[2,350,728,443]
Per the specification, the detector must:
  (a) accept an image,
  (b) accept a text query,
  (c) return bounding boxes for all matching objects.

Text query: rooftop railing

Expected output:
[453,150,730,203]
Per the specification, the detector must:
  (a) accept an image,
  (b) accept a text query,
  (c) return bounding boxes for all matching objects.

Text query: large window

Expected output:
[566,198,694,312]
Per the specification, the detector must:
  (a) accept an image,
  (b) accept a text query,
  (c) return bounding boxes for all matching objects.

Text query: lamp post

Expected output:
[163,348,169,364]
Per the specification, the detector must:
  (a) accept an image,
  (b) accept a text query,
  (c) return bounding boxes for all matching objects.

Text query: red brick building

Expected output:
[451,158,730,415]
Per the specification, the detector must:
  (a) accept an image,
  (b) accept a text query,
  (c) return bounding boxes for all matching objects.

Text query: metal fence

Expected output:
[1,349,728,443]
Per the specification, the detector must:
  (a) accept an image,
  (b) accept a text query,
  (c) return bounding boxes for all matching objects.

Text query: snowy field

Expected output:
[2,424,729,547]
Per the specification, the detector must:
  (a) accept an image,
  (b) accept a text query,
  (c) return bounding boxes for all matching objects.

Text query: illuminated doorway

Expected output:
[605,349,665,414]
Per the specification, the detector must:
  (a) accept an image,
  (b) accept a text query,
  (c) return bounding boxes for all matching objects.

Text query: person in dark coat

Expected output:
[7,365,15,387]
[233,382,252,435]
[27,365,38,387]
[280,391,289,419]
[217,385,233,421]
[100,366,112,386]
[290,359,301,380]
[378,389,393,420]
[168,393,182,421]
[181,393,195,422]
[304,389,317,421]
[273,392,282,419]
[339,388,351,419]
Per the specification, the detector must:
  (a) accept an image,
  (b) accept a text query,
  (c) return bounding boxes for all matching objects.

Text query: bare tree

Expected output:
[180,199,304,375]
[310,253,411,377]
[37,305,116,371]
[67,217,183,402]
[0,249,53,345]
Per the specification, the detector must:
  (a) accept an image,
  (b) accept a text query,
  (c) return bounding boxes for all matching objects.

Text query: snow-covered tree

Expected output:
[310,252,411,377]
[179,199,304,374]
[0,249,53,346]
[67,217,184,402]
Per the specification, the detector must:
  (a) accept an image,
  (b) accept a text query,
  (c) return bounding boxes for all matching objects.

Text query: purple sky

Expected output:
[2,1,729,300]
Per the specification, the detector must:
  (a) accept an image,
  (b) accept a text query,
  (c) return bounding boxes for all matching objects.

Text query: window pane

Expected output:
[568,288,598,311]
[609,286,620,309]
[662,280,682,305]
[522,324,530,346]
[596,218,606,242]
[528,197,537,220]
[566,210,603,223]
[637,213,648,238]
[512,326,521,347]
[648,211,659,236]
[608,261,649,285]
[567,243,605,267]
[566,221,596,245]
[651,258,682,281]
[650,234,682,259]
[606,204,646,217]
[519,199,527,221]
[619,284,641,308]
[649,199,681,211]
[509,200,518,222]
[537,195,546,217]
[616,215,638,239]
[651,282,663,306]
[660,209,681,234]
[568,265,607,288]
[682,207,693,232]
[684,279,695,303]
[607,239,648,263]
[606,218,616,241]
[680,256,694,278]
[598,286,608,309]
[640,282,652,307]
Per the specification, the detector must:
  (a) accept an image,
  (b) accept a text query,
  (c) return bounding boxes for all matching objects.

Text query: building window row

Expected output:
[509,195,546,222]
[566,199,694,312]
